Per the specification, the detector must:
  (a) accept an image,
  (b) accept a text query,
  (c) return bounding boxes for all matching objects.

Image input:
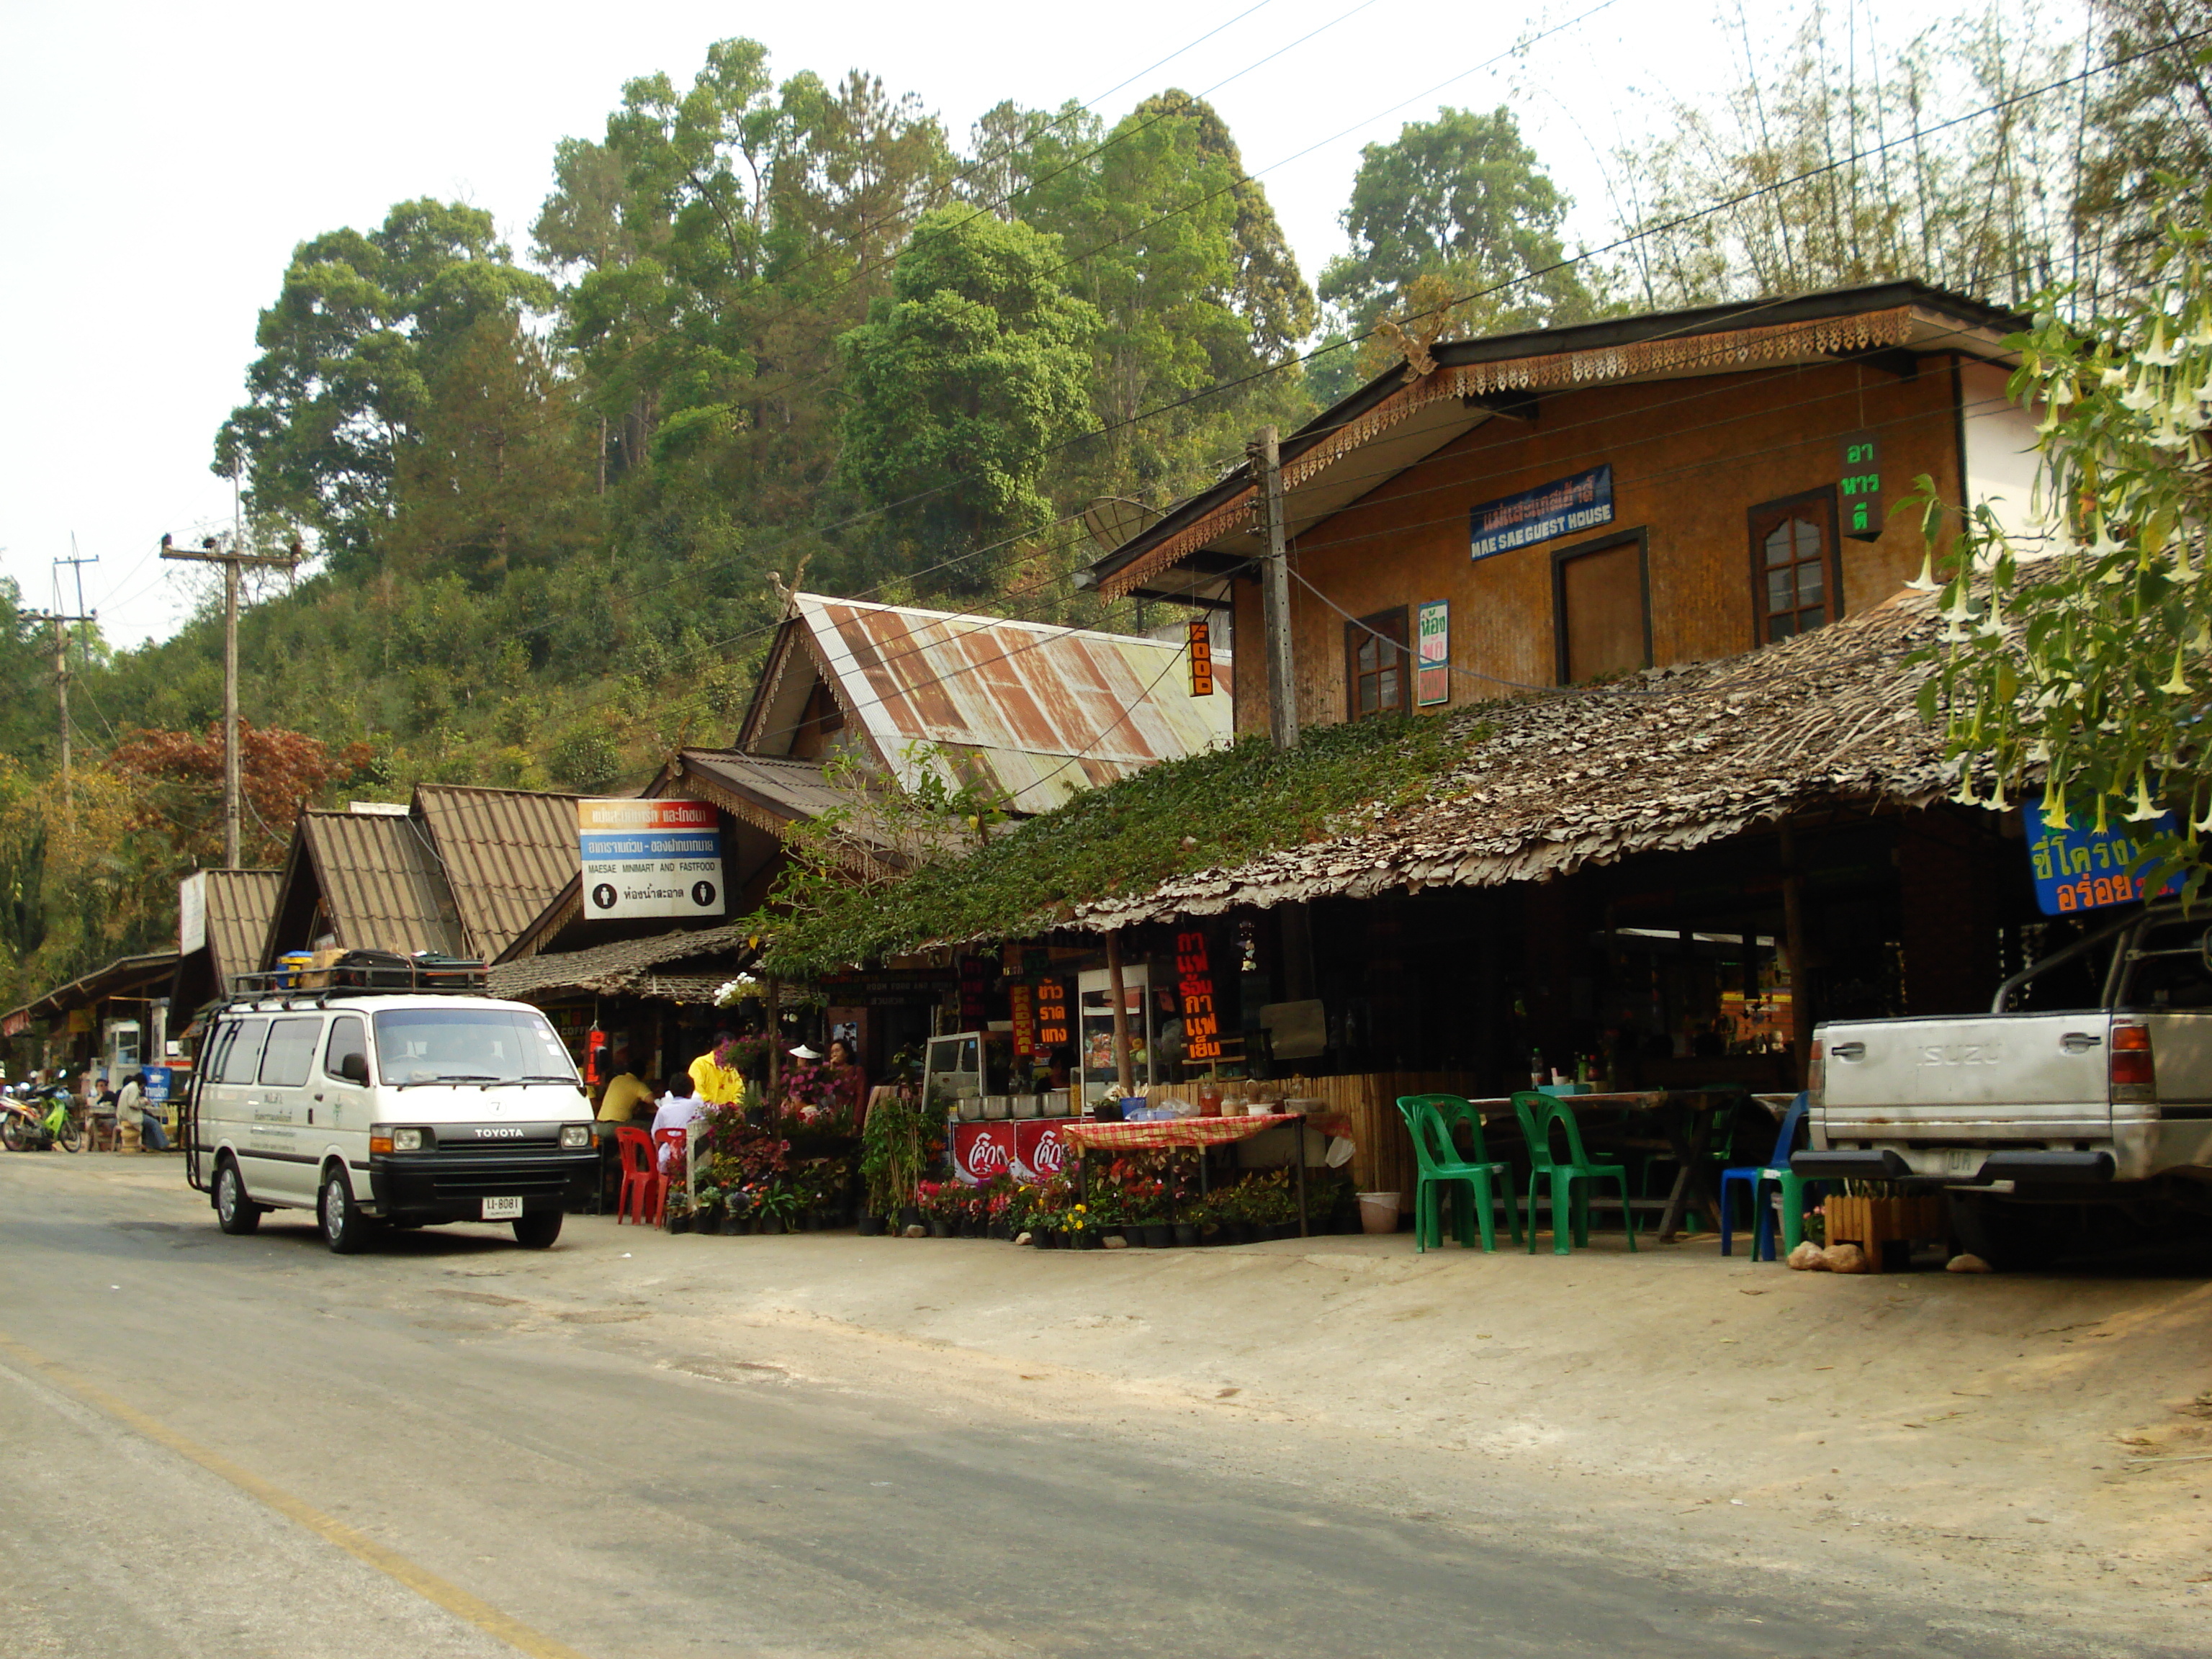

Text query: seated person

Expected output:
[595,1044,653,1142]
[651,1073,706,1173]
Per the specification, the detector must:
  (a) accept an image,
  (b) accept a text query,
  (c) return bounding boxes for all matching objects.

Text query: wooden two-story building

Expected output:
[1086,282,2035,716]
[1069,284,2054,1146]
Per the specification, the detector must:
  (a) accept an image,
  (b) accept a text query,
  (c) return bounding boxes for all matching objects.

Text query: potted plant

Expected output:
[861,1091,927,1233]
[755,1184,800,1234]
[665,1195,693,1234]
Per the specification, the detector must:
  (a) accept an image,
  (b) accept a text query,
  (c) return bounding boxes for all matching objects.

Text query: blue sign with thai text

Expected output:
[1470,464,1614,560]
[2025,805,2178,915]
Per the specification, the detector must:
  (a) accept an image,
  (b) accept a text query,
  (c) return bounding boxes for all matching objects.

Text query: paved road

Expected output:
[0,1159,2185,1659]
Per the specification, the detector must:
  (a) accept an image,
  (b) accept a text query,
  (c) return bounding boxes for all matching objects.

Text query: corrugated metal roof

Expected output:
[413,785,581,961]
[300,811,467,958]
[202,869,282,994]
[790,593,1233,813]
[673,752,854,826]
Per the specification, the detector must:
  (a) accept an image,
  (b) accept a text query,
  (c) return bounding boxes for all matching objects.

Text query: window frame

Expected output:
[1343,606,1411,721]
[1549,527,1653,686]
[1747,486,1843,647]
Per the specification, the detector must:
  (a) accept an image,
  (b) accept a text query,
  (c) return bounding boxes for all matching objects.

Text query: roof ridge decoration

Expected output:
[1099,305,1920,602]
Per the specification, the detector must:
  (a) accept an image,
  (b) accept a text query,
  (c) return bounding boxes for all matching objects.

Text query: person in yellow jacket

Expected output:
[688,1030,746,1107]
[595,1045,654,1125]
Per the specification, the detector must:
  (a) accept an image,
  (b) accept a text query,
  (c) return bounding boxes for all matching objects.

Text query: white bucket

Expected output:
[1357,1192,1401,1235]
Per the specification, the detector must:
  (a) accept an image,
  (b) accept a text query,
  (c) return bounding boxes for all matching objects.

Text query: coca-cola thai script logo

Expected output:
[1012,1121,1066,1180]
[953,1123,1015,1184]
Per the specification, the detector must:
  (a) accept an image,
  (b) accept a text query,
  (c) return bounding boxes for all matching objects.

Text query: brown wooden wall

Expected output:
[1230,357,1964,732]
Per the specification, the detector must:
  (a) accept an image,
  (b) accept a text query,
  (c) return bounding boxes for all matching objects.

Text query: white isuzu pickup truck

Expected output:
[1797,901,2212,1264]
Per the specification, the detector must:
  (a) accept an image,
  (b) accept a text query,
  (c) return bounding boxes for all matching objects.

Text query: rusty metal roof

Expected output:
[202,869,282,994]
[412,785,581,961]
[293,810,467,959]
[742,593,1232,814]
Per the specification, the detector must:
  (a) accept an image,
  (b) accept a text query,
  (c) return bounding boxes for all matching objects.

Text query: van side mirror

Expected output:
[338,1053,369,1086]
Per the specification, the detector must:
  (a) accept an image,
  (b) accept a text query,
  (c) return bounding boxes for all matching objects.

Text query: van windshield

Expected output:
[372,1008,580,1087]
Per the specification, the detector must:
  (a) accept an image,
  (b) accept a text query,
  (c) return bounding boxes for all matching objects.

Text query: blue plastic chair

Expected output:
[1718,1093,1817,1261]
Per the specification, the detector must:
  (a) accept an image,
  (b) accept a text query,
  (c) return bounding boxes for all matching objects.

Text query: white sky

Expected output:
[1,0,1939,652]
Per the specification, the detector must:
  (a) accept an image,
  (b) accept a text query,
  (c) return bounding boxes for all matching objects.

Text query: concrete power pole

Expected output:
[48,549,98,811]
[1249,426,1299,750]
[1247,428,1315,1002]
[159,533,298,868]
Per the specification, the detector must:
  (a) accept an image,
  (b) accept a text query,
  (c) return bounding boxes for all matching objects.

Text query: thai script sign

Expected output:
[2025,804,2178,915]
[1177,930,1222,1065]
[1470,464,1613,560]
[1840,430,1882,541]
[580,799,723,919]
[1010,984,1035,1059]
[1415,600,1449,706]
[1035,979,1071,1053]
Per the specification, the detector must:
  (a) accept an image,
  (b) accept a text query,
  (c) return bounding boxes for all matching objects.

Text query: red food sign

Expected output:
[1034,978,1070,1053]
[1010,984,1036,1058]
[1177,929,1221,1064]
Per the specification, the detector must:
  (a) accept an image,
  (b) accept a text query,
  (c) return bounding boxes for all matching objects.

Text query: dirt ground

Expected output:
[40,1151,2212,1651]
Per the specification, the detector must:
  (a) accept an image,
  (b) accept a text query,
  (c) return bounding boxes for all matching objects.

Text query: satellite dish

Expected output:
[1082,497,1163,554]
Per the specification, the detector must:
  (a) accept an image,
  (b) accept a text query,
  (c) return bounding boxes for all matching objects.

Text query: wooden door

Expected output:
[1556,537,1648,683]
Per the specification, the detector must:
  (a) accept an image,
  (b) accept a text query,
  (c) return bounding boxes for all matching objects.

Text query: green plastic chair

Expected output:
[1510,1091,1637,1256]
[1395,1094,1520,1252]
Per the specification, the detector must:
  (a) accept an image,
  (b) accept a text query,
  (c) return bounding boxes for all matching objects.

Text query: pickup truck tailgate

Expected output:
[1821,1013,2109,1143]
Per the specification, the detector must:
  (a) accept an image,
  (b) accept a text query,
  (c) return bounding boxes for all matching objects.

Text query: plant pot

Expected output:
[758,1215,786,1235]
[988,1220,1012,1241]
[1075,1230,1102,1251]
[1141,1223,1172,1249]
[899,1206,925,1231]
[667,1212,692,1233]
[927,1218,954,1238]
[857,1215,887,1236]
[958,1218,983,1239]
[721,1213,748,1236]
[1173,1223,1200,1248]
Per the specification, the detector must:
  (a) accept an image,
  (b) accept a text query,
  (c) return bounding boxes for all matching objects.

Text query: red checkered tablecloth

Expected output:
[1058,1112,1353,1152]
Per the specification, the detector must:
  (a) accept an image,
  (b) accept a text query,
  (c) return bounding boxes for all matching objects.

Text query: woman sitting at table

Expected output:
[651,1073,706,1174]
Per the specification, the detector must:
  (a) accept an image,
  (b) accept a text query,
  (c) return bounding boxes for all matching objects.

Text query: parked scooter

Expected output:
[0,1084,82,1153]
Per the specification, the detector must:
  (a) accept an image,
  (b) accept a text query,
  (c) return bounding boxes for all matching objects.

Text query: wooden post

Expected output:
[1779,822,1812,1087]
[1251,426,1299,750]
[1106,931,1135,1099]
[764,977,782,1100]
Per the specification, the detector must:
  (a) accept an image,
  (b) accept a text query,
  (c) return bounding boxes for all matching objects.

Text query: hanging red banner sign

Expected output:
[1177,929,1222,1064]
[1010,984,1036,1058]
[1187,618,1214,696]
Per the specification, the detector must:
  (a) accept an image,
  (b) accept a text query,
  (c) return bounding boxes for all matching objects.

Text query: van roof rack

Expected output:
[225,952,490,1006]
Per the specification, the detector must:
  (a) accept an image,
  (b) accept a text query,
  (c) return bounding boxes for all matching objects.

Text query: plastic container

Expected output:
[276,950,314,988]
[1357,1192,1402,1235]
[1196,1084,1223,1118]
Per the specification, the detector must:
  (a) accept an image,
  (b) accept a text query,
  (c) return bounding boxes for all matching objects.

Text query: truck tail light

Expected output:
[2111,1021,2156,1098]
[1806,1039,1825,1108]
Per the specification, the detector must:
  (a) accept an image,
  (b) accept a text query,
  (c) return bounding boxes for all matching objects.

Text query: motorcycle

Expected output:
[1,1085,82,1153]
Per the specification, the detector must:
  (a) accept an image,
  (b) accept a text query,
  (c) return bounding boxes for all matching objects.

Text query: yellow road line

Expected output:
[0,1331,593,1659]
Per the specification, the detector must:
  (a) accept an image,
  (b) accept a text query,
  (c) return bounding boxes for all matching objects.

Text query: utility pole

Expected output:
[159,531,299,868]
[45,613,92,809]
[1249,426,1299,750]
[1247,428,1315,1003]
[48,549,99,811]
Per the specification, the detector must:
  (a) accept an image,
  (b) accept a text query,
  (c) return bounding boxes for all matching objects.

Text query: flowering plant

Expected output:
[714,973,764,1005]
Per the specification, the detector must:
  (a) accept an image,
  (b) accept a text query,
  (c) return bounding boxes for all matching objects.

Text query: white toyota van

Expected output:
[184,981,598,1253]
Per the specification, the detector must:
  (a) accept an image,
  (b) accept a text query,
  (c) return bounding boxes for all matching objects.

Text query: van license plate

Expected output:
[1943,1149,1977,1175]
[481,1196,523,1219]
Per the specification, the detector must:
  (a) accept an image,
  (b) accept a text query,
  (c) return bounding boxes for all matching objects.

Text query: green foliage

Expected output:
[2076,1,2212,289]
[215,199,554,566]
[837,209,1100,589]
[859,1089,928,1216]
[1913,190,2212,891]
[755,713,1467,976]
[1316,106,1592,400]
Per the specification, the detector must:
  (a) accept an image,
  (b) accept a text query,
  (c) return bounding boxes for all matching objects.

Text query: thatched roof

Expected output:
[486,920,755,1004]
[1071,586,1966,928]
